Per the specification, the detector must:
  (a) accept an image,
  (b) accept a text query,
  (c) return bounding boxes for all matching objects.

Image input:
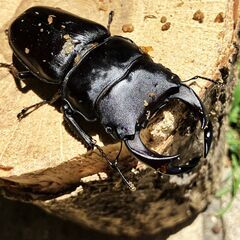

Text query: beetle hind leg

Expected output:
[0,62,33,92]
[0,62,32,79]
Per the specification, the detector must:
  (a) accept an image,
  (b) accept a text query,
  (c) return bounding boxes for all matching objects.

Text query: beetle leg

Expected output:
[0,62,33,92]
[168,84,212,157]
[0,63,32,79]
[107,11,114,32]
[17,90,61,120]
[125,131,180,170]
[182,75,219,84]
[63,103,135,190]
[62,102,96,150]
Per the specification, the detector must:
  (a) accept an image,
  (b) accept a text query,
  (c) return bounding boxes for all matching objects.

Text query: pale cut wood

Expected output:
[0,0,239,237]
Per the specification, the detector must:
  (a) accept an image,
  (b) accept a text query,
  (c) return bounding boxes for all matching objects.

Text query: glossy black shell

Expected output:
[9,6,182,139]
[6,6,213,176]
[9,6,110,84]
[64,36,181,138]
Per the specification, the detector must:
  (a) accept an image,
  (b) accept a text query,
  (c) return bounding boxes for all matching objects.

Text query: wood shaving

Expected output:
[25,47,30,54]
[214,12,224,23]
[48,15,56,24]
[139,46,154,54]
[160,16,167,23]
[144,15,157,20]
[161,22,171,31]
[122,24,134,33]
[193,10,204,23]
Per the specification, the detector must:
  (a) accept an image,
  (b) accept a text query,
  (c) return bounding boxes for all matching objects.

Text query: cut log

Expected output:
[0,0,239,237]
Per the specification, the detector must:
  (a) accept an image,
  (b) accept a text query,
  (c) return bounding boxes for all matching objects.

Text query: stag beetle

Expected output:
[0,6,215,190]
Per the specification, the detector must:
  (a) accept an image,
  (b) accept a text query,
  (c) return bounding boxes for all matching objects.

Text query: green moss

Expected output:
[216,63,240,216]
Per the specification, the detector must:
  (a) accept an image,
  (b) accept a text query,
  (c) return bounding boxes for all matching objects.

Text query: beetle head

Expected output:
[125,84,212,174]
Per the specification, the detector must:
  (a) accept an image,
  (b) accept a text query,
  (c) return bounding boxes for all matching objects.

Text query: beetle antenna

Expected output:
[94,143,136,191]
[182,75,221,84]
[107,11,114,32]
[115,140,123,160]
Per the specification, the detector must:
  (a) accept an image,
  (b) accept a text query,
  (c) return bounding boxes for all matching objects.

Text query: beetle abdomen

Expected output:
[9,6,110,84]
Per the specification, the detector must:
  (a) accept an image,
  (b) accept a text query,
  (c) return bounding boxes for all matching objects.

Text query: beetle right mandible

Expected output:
[0,6,215,190]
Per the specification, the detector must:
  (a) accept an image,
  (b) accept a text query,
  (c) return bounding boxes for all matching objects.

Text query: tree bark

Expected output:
[0,0,239,237]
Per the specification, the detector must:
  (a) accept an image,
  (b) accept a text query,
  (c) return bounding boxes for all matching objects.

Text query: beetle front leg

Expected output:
[63,102,136,190]
[62,102,96,150]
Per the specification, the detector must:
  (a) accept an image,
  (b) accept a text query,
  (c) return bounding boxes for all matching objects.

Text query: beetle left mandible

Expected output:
[0,6,216,190]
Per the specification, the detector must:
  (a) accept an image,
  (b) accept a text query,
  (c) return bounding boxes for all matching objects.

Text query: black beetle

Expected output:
[0,6,215,190]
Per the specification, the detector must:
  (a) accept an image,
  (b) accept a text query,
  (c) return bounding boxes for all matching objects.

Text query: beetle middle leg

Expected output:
[17,90,61,120]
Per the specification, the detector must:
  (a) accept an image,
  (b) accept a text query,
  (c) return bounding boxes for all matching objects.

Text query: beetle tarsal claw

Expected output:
[128,182,136,192]
[94,144,135,191]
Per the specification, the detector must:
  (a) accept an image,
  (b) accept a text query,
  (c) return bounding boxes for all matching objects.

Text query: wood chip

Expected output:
[193,10,204,23]
[24,47,30,54]
[0,165,13,171]
[122,24,134,33]
[47,15,56,24]
[139,46,154,54]
[161,22,171,31]
[160,16,167,23]
[214,12,224,23]
[144,15,157,20]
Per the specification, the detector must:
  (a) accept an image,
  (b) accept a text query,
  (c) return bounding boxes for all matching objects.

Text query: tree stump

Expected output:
[0,0,239,238]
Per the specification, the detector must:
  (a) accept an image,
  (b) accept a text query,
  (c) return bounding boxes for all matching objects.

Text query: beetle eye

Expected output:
[105,126,113,134]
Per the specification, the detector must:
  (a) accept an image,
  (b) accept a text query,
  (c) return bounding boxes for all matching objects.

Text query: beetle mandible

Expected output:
[0,6,215,190]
